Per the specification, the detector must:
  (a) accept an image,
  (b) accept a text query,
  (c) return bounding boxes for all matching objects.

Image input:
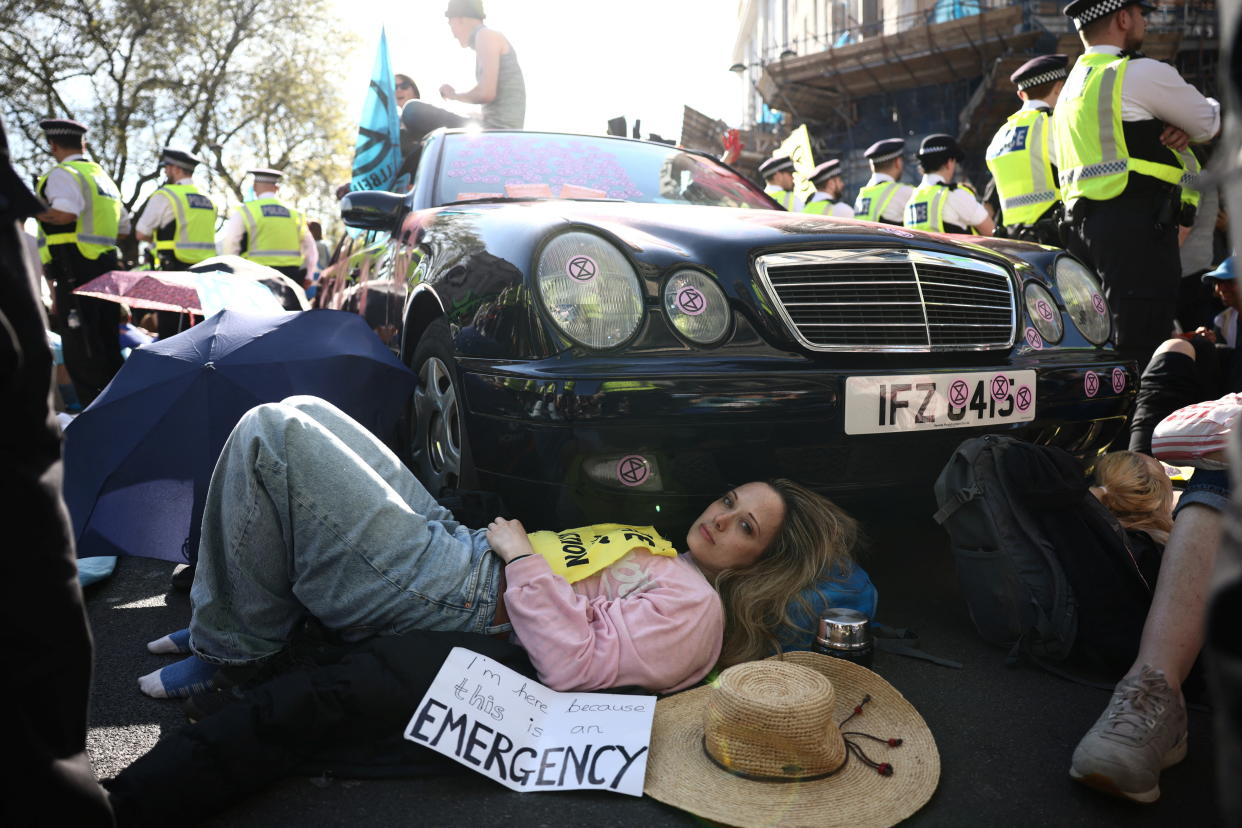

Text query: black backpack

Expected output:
[933,434,1154,673]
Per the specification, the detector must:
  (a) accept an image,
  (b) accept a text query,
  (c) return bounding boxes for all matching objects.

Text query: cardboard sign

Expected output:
[504,182,555,198]
[559,183,609,199]
[404,647,655,796]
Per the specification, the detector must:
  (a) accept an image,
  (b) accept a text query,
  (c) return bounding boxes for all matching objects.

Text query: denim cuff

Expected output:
[1175,468,1231,516]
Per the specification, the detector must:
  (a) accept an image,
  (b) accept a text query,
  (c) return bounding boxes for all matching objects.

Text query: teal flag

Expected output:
[350,28,402,192]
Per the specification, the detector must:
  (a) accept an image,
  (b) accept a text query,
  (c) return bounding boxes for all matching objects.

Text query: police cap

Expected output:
[160,147,203,171]
[1063,0,1152,28]
[248,167,284,184]
[808,159,843,185]
[916,134,965,164]
[445,0,485,18]
[864,138,904,164]
[39,118,88,139]
[1010,54,1069,90]
[758,155,795,178]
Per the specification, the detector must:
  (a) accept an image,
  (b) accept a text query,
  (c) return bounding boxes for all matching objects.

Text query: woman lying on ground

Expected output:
[139,395,859,699]
[1090,450,1175,581]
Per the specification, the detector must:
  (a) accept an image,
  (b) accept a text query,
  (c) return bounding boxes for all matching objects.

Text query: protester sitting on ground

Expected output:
[1071,404,1232,803]
[117,304,155,356]
[137,395,860,699]
[1129,255,1240,454]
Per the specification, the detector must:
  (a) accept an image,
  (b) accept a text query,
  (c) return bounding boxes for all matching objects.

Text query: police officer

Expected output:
[802,159,855,217]
[854,138,914,224]
[985,54,1069,244]
[217,168,318,284]
[759,155,801,211]
[904,134,995,235]
[135,148,218,338]
[1054,0,1219,368]
[33,118,130,404]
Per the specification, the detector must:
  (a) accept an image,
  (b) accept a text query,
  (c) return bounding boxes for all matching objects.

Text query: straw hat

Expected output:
[644,651,939,828]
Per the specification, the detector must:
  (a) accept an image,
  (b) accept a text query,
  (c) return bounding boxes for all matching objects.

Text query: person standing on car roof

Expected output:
[217,168,318,286]
[439,0,526,130]
[802,159,854,217]
[32,118,130,406]
[904,134,995,236]
[1054,0,1219,369]
[853,138,914,225]
[985,54,1069,245]
[135,148,219,339]
[759,155,800,211]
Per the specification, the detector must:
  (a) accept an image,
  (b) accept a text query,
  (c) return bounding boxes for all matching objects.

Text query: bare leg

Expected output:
[1129,503,1221,690]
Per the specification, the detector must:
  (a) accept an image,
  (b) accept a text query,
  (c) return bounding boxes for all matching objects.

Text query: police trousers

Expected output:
[48,246,122,405]
[1063,196,1180,369]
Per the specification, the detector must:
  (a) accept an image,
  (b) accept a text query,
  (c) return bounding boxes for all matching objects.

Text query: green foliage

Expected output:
[1,0,357,232]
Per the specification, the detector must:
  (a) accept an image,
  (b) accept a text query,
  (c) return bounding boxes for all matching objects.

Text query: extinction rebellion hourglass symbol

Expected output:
[566,255,598,282]
[616,455,651,487]
[675,286,706,315]
[948,380,969,408]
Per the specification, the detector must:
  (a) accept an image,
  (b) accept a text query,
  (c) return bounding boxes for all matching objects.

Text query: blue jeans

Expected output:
[189,396,507,666]
[1177,468,1231,516]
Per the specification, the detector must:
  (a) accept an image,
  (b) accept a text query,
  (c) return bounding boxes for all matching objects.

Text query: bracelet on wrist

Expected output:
[505,553,533,565]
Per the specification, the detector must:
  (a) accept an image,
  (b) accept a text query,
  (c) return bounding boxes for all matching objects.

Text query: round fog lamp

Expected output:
[663,270,729,344]
[1023,281,1063,344]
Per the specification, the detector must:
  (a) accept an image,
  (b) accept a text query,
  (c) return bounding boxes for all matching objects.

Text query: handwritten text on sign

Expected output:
[403,647,655,796]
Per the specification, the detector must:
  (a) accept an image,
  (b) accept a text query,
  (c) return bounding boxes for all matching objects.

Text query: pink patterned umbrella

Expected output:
[74,270,205,314]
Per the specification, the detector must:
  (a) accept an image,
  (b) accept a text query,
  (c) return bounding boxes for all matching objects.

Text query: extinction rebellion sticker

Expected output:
[566,255,598,282]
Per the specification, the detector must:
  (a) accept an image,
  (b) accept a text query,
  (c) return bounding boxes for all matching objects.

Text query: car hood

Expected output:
[436,200,1020,269]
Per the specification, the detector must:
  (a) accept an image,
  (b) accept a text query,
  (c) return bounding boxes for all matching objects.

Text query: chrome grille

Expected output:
[754,249,1016,352]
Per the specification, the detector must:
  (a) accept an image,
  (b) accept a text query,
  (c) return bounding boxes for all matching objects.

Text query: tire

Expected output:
[407,318,477,494]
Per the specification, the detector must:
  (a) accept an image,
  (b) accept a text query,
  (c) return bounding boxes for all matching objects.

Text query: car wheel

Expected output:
[408,318,477,494]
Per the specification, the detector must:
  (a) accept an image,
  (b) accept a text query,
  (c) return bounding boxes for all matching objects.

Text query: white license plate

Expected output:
[844,370,1037,435]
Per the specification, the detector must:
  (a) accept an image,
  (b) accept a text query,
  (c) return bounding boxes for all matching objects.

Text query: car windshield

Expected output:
[433,132,774,210]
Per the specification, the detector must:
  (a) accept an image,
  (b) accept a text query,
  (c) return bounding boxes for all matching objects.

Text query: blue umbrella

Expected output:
[63,308,416,563]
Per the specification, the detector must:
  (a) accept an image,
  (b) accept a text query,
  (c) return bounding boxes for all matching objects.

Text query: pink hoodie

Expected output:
[502,549,723,694]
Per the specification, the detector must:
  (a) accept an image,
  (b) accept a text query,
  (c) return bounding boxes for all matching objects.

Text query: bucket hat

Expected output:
[643,650,939,828]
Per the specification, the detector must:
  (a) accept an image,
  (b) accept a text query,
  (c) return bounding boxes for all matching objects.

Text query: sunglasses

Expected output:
[396,82,414,90]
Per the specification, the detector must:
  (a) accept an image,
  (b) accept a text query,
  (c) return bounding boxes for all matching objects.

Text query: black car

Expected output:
[331,129,1133,535]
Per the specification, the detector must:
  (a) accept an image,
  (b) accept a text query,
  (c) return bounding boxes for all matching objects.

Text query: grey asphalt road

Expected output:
[84,500,1223,827]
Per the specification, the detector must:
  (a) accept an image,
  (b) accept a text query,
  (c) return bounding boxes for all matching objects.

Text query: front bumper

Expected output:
[460,351,1136,533]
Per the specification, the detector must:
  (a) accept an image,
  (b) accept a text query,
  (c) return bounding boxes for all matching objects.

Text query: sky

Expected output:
[335,0,746,144]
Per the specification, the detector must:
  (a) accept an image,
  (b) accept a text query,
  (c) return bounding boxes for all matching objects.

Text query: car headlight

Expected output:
[536,231,644,349]
[1023,281,1063,345]
[663,269,729,344]
[1054,255,1111,345]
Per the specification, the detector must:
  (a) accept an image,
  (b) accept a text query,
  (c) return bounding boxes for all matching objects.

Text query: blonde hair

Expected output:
[1092,451,1174,546]
[714,479,860,668]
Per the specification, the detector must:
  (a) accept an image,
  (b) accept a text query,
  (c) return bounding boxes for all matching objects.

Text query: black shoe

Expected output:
[170,562,196,592]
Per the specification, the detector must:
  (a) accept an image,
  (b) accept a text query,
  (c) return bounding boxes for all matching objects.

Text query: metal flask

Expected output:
[814,608,874,667]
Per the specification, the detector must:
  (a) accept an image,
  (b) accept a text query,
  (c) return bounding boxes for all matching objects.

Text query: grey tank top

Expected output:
[476,30,526,129]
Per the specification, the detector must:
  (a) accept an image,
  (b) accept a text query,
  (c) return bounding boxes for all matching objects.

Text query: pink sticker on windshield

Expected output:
[566,255,598,282]
[1036,299,1054,320]
[1092,294,1107,315]
[675,285,707,315]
